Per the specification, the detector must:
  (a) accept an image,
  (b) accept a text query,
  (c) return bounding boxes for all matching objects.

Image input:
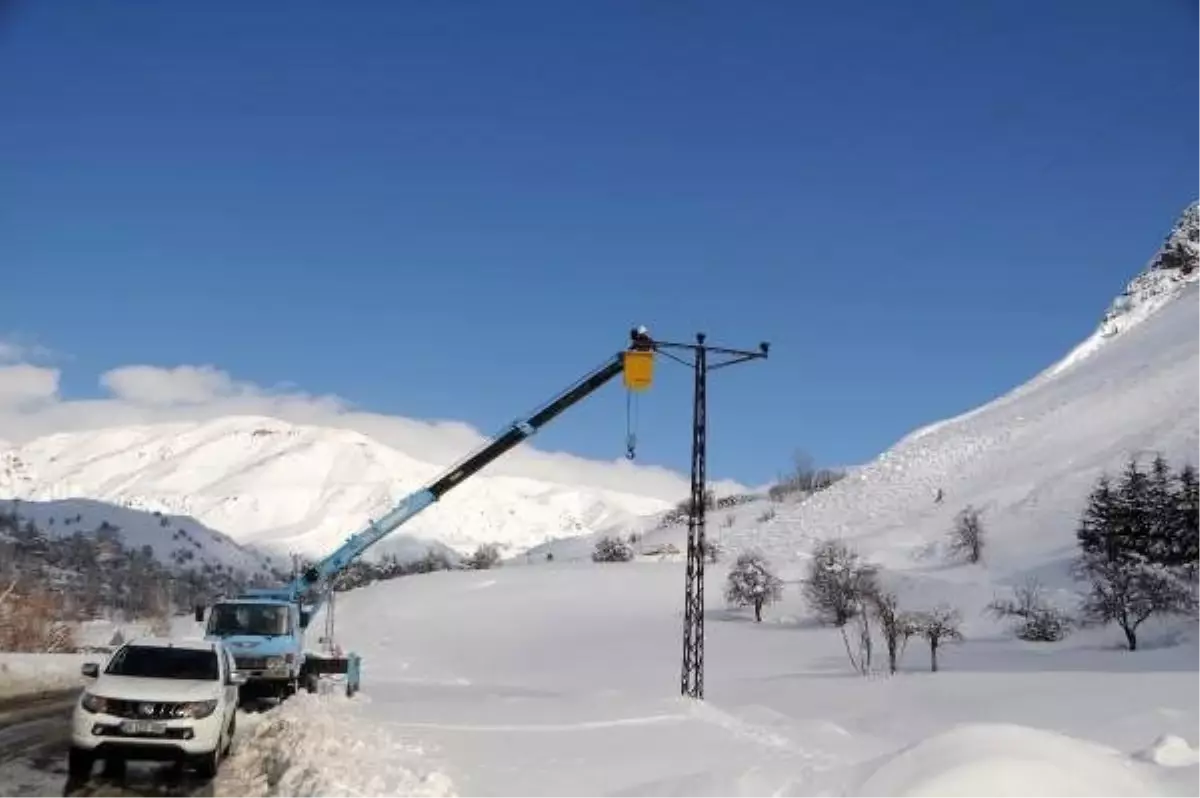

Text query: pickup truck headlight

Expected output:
[176,700,218,719]
[266,657,286,671]
[80,692,110,714]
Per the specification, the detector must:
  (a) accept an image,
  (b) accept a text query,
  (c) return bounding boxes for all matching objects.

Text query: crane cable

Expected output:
[625,389,639,460]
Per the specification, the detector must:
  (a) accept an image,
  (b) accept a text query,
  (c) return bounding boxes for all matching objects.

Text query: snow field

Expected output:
[316,562,1198,796]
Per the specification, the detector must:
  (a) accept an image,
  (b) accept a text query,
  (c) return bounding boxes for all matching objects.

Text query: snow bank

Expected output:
[851,722,1196,797]
[0,652,87,700]
[218,692,456,797]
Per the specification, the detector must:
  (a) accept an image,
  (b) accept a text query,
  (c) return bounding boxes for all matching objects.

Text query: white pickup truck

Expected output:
[70,636,245,779]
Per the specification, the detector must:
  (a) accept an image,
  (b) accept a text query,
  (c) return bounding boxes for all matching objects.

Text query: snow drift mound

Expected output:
[219,691,456,797]
[851,722,1198,797]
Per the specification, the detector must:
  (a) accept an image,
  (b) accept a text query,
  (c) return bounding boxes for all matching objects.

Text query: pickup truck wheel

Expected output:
[222,714,236,756]
[192,748,220,779]
[67,746,93,779]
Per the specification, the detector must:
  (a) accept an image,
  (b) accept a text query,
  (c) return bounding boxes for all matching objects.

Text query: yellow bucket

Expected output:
[622,350,654,391]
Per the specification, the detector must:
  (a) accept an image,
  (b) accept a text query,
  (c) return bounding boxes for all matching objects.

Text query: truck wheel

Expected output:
[192,747,220,779]
[67,747,93,780]
[222,714,236,756]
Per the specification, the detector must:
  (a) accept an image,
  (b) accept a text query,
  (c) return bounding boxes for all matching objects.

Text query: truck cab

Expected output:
[197,594,309,701]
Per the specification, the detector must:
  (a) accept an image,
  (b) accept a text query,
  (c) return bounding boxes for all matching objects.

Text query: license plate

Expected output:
[120,720,167,735]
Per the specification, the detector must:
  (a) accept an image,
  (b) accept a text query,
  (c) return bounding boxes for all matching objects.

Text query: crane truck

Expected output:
[194,327,658,702]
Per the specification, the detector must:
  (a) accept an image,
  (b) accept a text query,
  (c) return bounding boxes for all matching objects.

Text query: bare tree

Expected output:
[801,538,878,627]
[467,543,502,570]
[947,505,985,564]
[843,606,873,675]
[1075,557,1191,650]
[986,577,1073,642]
[912,605,963,672]
[802,539,880,674]
[592,536,634,563]
[768,449,846,502]
[0,579,77,653]
[724,551,784,622]
[867,588,921,674]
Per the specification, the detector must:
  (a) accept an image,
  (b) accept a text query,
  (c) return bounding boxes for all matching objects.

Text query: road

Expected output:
[0,691,215,797]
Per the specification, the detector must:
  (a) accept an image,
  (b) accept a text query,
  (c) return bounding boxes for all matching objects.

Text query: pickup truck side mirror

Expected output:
[194,605,205,623]
[81,663,99,678]
[299,611,310,628]
[228,671,248,687]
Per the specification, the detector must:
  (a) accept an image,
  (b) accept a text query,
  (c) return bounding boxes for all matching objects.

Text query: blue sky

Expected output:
[1,0,1196,487]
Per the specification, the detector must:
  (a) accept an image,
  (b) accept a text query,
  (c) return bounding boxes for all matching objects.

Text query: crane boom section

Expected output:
[289,349,633,599]
[428,354,625,498]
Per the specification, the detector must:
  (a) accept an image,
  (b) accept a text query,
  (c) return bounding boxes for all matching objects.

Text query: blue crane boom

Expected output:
[201,327,656,702]
[287,327,656,617]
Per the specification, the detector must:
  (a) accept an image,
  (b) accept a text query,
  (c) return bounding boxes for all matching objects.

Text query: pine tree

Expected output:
[1073,457,1196,650]
[1146,455,1176,564]
[1114,458,1153,557]
[1176,464,1199,578]
[1075,474,1118,559]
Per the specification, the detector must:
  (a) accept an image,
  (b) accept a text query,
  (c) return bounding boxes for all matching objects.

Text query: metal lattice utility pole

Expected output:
[651,333,769,700]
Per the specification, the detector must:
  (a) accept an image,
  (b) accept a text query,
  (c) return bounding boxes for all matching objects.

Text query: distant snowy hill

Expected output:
[0,416,675,561]
[0,496,283,578]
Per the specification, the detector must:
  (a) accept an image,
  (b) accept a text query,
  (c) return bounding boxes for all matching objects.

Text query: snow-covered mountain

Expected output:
[0,415,675,561]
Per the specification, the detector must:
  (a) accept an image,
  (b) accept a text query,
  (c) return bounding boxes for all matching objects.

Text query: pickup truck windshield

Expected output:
[105,645,219,680]
[206,603,290,637]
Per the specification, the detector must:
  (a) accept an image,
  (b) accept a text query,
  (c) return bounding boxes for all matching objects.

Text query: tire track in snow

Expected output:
[388,702,845,769]
[684,701,845,770]
[385,713,689,733]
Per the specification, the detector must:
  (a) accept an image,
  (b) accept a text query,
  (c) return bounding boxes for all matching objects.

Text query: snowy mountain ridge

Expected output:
[900,200,1198,447]
[0,413,676,562]
[1047,199,1198,379]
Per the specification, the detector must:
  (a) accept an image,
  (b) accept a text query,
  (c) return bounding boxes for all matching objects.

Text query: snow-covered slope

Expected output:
[618,211,1199,598]
[0,416,674,560]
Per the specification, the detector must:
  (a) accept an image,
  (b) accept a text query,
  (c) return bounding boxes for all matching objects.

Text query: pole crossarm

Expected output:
[651,331,768,700]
